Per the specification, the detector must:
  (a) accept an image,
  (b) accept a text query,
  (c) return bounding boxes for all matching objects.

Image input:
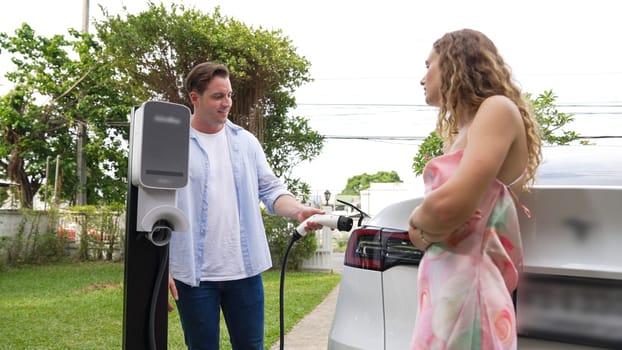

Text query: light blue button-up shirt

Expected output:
[169,120,292,287]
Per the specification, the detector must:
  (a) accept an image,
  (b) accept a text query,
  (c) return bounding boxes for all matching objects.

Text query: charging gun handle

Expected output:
[294,214,353,237]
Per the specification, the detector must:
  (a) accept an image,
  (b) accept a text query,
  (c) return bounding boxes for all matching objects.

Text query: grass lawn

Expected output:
[0,261,341,349]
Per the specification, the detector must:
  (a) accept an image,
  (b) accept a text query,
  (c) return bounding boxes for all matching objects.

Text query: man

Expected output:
[168,62,324,349]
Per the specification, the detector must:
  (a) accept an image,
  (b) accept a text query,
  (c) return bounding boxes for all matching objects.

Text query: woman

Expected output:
[408,29,542,349]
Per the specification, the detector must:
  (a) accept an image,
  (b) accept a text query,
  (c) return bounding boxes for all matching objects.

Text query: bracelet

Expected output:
[419,228,431,245]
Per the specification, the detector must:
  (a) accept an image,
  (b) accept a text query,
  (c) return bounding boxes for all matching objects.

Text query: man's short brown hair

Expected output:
[184,62,230,95]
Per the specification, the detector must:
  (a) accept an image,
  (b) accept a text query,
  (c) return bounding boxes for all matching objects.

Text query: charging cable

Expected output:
[147,219,173,350]
[279,214,353,350]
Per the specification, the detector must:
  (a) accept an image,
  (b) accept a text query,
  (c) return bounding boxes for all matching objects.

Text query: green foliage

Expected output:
[95,3,323,199]
[1,206,124,269]
[527,90,587,145]
[333,234,349,253]
[263,209,317,270]
[264,115,323,200]
[0,209,67,268]
[411,90,584,175]
[341,170,402,195]
[1,3,322,208]
[0,24,135,208]
[412,131,445,176]
[0,186,8,207]
[60,205,125,262]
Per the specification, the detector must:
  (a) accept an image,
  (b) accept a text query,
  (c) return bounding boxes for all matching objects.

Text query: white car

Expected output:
[329,145,622,350]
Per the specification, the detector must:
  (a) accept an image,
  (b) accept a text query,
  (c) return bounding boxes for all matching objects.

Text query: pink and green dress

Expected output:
[410,149,526,350]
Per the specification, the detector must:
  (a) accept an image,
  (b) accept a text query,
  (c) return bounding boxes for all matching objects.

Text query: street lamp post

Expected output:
[320,189,333,270]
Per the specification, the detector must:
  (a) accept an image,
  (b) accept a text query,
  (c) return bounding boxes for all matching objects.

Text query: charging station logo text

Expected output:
[153,114,182,125]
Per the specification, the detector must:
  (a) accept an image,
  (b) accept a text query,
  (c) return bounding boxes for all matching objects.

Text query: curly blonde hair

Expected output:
[433,28,542,192]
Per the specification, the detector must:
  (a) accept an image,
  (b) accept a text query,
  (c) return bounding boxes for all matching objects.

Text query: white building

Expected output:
[359,179,425,217]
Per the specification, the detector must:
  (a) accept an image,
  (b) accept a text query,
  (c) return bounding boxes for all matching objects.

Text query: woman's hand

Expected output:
[408,209,482,249]
[408,226,431,251]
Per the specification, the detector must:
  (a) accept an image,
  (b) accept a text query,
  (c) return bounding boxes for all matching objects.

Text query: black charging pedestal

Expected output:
[122,184,169,349]
[122,142,170,350]
[122,101,191,350]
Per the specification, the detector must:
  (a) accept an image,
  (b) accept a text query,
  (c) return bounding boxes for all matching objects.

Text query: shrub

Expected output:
[61,205,125,262]
[263,209,317,270]
[0,209,67,268]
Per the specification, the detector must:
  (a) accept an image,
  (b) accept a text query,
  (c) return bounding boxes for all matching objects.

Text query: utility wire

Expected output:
[298,102,622,108]
[307,72,622,81]
[322,135,622,141]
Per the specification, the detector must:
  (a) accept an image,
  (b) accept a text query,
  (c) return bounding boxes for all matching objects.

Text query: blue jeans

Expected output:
[174,274,265,350]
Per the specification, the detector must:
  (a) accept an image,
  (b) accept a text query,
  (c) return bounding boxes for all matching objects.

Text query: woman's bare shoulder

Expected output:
[479,95,520,115]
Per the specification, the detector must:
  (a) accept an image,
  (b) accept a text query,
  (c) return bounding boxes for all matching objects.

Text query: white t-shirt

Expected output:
[195,127,245,281]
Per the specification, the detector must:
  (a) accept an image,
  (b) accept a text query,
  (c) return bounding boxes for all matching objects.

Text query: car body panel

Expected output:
[519,186,622,279]
[517,337,601,350]
[366,198,420,232]
[382,265,418,349]
[329,145,622,349]
[329,267,385,350]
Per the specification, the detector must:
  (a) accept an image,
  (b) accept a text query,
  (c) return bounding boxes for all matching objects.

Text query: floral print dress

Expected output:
[410,149,525,350]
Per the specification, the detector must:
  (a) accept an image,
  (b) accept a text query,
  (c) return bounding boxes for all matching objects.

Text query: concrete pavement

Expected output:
[269,284,340,350]
[269,253,344,350]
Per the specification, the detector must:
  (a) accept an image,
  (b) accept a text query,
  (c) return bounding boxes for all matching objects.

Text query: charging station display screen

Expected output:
[139,101,190,189]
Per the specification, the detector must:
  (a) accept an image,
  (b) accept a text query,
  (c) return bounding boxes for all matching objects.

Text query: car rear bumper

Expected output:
[329,266,606,350]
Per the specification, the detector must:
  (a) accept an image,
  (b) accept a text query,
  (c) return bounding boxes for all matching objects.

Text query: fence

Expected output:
[0,208,125,264]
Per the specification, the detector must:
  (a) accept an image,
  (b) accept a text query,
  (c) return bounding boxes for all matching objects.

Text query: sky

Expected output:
[2,0,622,200]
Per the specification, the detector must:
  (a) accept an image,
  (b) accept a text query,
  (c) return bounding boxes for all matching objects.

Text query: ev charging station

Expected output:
[123,101,190,350]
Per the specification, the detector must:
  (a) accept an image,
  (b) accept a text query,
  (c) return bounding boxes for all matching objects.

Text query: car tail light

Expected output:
[345,226,423,271]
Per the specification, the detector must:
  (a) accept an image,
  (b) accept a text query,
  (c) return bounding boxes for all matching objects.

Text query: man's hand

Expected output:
[297,207,325,232]
[168,275,178,312]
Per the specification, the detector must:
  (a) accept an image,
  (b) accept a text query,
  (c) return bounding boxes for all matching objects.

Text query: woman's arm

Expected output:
[409,95,522,241]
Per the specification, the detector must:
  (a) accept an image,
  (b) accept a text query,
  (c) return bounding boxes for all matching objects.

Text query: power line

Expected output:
[557,103,622,108]
[296,103,622,117]
[298,102,622,108]
[298,103,432,108]
[323,135,622,141]
[307,72,622,81]
[324,135,428,141]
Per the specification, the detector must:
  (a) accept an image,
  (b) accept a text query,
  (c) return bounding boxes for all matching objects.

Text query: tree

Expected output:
[412,90,584,175]
[0,24,135,208]
[527,90,583,145]
[1,3,324,208]
[94,3,323,198]
[341,171,402,195]
[264,115,323,201]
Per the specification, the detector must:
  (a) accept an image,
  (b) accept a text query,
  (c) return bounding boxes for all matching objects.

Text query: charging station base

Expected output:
[122,184,169,350]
